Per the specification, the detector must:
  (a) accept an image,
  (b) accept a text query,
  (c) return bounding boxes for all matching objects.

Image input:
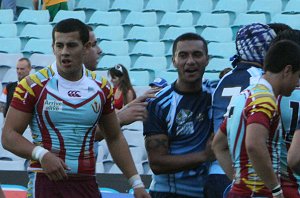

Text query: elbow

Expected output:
[288,154,300,174]
[245,143,259,158]
[149,162,163,175]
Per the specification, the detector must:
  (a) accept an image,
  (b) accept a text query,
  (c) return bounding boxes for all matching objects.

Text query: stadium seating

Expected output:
[128,70,151,86]
[51,10,86,25]
[195,13,231,34]
[100,40,129,56]
[0,24,17,38]
[282,0,300,14]
[22,38,53,58]
[29,53,55,71]
[0,38,21,53]
[247,0,282,21]
[2,68,18,85]
[74,0,109,21]
[0,9,14,24]
[271,13,300,29]
[94,26,124,41]
[212,0,248,23]
[157,70,177,84]
[15,10,50,34]
[109,0,144,22]
[143,0,179,22]
[19,24,53,49]
[201,27,233,43]
[208,42,236,58]
[207,57,232,72]
[87,11,122,29]
[129,41,165,64]
[231,13,267,36]
[97,55,131,70]
[177,0,214,23]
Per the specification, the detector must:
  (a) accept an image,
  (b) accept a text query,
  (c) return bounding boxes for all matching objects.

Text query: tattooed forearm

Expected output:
[145,137,168,152]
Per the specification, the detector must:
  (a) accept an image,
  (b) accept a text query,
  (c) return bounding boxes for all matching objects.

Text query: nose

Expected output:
[61,45,69,56]
[98,46,102,56]
[186,54,195,65]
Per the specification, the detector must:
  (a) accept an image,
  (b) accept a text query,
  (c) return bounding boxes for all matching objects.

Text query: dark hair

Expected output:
[86,25,93,32]
[109,64,136,105]
[264,40,300,73]
[268,23,292,35]
[172,32,208,56]
[52,18,89,45]
[271,29,300,46]
[18,57,31,67]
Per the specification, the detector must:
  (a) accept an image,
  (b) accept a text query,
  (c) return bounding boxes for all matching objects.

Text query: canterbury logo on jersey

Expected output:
[68,90,81,97]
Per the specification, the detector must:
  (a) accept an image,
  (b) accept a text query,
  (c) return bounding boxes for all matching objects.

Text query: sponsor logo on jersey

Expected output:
[68,90,81,97]
[43,100,63,111]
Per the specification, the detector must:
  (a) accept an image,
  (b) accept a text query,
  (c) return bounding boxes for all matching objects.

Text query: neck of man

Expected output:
[175,79,202,93]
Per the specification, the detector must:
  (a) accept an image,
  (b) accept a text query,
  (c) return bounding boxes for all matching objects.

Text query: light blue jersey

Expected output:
[11,63,114,175]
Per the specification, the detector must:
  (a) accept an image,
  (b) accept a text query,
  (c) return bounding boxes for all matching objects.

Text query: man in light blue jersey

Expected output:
[1,18,150,198]
[143,32,215,198]
[206,23,277,198]
[273,29,300,198]
[213,40,300,198]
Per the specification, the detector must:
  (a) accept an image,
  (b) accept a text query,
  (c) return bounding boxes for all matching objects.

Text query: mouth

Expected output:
[62,59,71,67]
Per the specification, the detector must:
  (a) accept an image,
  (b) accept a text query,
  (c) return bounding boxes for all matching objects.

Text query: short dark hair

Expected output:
[52,18,89,45]
[264,40,300,73]
[268,23,292,35]
[86,25,93,32]
[172,32,208,56]
[18,57,31,67]
[271,29,300,46]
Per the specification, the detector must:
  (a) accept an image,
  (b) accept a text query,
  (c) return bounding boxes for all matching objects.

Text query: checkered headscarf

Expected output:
[234,23,276,66]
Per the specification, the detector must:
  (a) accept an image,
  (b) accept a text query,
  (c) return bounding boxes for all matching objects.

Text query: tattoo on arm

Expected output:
[145,137,168,152]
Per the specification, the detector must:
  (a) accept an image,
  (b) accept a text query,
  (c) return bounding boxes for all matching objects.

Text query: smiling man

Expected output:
[143,32,215,198]
[1,18,149,198]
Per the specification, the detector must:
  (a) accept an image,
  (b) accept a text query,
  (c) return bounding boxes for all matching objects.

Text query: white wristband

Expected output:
[128,174,145,189]
[31,146,49,163]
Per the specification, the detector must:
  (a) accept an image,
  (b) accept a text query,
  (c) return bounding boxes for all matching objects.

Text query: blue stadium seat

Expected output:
[29,53,55,71]
[128,71,150,86]
[0,53,23,81]
[100,40,129,56]
[0,9,14,24]
[2,68,18,85]
[0,24,17,38]
[208,42,236,59]
[19,24,52,49]
[231,13,267,37]
[203,72,220,81]
[16,10,50,34]
[143,0,179,22]
[212,0,248,23]
[158,12,193,38]
[94,26,124,41]
[161,27,196,53]
[97,55,131,70]
[282,0,300,14]
[109,0,144,22]
[129,41,165,64]
[206,58,232,72]
[177,0,213,23]
[22,38,53,58]
[247,0,282,21]
[201,27,233,43]
[195,13,231,34]
[16,0,33,16]
[271,13,300,29]
[132,56,167,78]
[157,70,177,84]
[74,0,110,21]
[0,38,21,53]
[51,10,86,25]
[122,11,157,37]
[125,26,160,51]
[87,11,121,29]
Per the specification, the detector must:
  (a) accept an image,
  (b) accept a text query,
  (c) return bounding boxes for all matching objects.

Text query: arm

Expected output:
[126,89,136,104]
[99,111,150,198]
[246,123,280,190]
[212,129,234,180]
[32,0,39,10]
[2,107,68,181]
[145,134,215,174]
[288,129,300,174]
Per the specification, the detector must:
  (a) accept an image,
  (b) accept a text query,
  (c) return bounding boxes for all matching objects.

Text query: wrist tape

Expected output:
[31,146,49,163]
[128,174,145,189]
[272,184,282,197]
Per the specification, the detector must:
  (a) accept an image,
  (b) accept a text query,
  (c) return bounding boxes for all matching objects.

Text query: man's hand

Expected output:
[40,152,70,181]
[117,87,159,126]
[133,187,151,198]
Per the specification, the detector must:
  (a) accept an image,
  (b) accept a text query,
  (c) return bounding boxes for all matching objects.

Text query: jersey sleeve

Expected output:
[100,78,115,115]
[143,98,167,136]
[244,92,277,130]
[10,78,37,113]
